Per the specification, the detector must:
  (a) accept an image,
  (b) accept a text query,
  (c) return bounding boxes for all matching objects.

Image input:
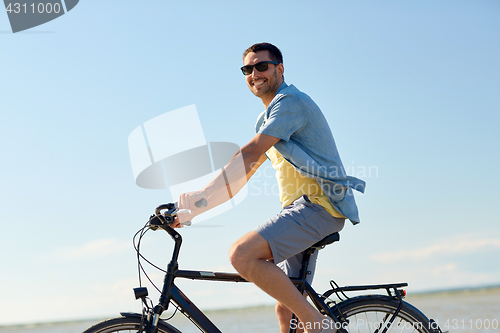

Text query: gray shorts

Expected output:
[255,195,345,284]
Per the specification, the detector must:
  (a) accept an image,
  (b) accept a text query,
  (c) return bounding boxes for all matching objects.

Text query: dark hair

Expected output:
[243,42,283,64]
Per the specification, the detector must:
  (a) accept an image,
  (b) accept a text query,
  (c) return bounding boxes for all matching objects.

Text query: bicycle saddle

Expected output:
[311,232,340,249]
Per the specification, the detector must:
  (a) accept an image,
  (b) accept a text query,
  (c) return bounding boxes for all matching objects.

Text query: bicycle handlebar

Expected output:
[150,198,208,229]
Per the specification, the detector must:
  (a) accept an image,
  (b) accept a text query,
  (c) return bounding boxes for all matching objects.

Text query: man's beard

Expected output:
[251,71,280,98]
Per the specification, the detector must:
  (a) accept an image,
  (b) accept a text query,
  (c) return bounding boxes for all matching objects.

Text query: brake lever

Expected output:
[170,209,193,227]
[171,198,207,227]
[176,208,192,215]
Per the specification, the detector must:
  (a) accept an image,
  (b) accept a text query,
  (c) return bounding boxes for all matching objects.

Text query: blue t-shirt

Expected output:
[255,82,365,224]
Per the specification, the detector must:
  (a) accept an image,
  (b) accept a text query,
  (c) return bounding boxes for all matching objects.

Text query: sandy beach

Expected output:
[2,287,498,333]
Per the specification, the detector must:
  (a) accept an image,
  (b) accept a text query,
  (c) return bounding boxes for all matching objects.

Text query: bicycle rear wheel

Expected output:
[329,295,437,333]
[82,316,180,333]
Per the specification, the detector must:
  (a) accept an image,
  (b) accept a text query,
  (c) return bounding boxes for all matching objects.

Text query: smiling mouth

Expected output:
[253,80,265,87]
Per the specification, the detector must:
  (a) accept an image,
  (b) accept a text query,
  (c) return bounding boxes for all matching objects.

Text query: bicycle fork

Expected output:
[149,225,182,332]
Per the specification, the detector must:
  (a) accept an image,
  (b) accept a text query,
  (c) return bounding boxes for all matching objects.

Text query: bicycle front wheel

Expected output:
[330,295,437,333]
[82,315,181,333]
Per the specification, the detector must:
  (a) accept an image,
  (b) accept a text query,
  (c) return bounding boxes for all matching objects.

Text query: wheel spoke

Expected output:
[330,298,432,333]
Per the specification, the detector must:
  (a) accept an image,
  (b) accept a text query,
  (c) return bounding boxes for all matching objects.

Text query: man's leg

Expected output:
[276,299,305,333]
[275,250,318,333]
[229,231,325,333]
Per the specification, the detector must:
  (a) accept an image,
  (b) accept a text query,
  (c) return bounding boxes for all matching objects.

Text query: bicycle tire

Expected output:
[82,315,181,333]
[329,295,437,333]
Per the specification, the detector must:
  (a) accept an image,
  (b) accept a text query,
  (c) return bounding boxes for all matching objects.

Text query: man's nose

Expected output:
[250,67,260,77]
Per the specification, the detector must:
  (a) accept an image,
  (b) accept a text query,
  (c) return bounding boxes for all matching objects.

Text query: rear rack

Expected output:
[323,281,408,300]
[323,281,408,333]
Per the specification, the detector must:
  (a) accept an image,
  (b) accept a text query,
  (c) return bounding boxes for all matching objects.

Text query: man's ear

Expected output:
[277,63,285,78]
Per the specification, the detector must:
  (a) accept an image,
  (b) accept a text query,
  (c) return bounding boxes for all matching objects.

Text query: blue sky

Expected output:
[1,0,499,326]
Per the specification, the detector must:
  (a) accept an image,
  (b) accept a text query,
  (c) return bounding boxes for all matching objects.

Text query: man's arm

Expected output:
[174,133,279,226]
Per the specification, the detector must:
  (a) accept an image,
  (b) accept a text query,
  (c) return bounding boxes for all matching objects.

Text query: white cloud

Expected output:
[370,234,500,263]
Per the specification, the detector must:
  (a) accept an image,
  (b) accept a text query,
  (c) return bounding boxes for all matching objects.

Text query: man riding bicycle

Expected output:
[175,42,365,333]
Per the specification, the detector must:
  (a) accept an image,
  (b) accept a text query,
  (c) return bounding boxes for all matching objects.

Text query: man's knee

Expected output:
[228,240,245,270]
[228,236,252,272]
[228,231,272,272]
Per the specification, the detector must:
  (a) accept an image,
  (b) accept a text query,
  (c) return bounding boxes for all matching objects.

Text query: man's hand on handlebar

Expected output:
[172,191,208,228]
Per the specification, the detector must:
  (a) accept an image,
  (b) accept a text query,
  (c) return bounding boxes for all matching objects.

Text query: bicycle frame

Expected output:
[134,220,411,333]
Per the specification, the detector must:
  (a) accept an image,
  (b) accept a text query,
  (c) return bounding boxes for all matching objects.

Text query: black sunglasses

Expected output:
[240,61,279,75]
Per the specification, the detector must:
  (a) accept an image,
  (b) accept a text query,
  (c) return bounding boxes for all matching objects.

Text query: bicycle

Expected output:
[83,201,447,333]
